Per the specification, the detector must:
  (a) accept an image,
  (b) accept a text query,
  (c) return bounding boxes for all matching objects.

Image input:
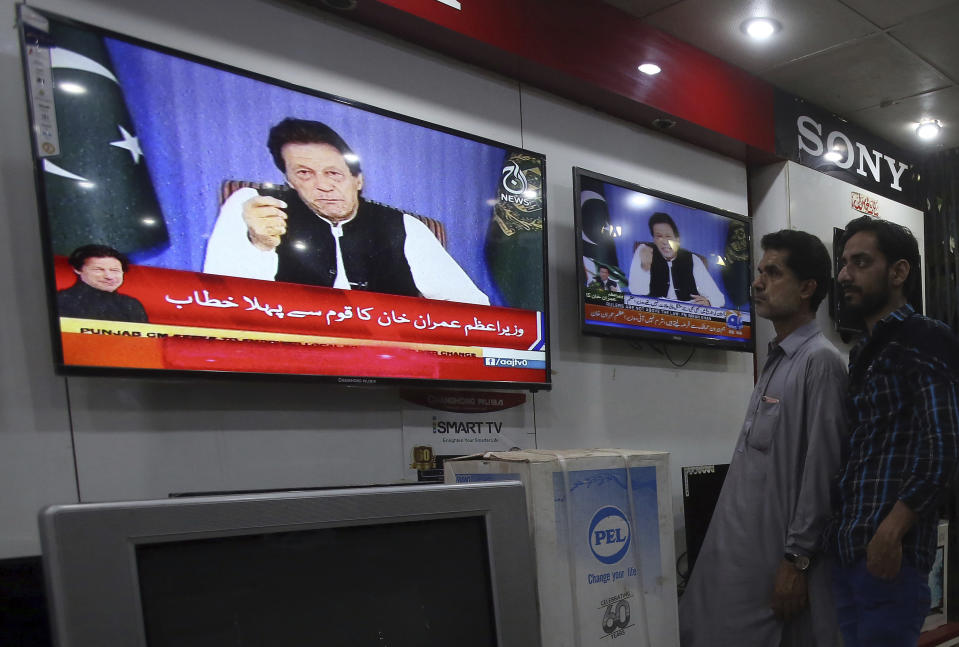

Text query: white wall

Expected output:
[0,0,753,559]
[0,5,76,558]
[750,161,926,366]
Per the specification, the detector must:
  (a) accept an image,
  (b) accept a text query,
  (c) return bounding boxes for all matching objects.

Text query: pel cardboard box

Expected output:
[445,449,678,647]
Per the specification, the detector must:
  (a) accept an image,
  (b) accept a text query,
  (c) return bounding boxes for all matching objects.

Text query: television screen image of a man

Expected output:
[628,212,724,307]
[587,265,619,292]
[57,245,148,323]
[203,118,490,305]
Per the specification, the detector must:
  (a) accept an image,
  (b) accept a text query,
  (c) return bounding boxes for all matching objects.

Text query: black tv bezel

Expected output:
[18,6,551,391]
[573,167,754,354]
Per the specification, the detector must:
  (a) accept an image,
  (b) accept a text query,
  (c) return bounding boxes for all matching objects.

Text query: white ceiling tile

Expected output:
[839,0,959,29]
[849,86,959,154]
[598,0,958,152]
[762,34,951,113]
[635,0,879,74]
[889,3,959,81]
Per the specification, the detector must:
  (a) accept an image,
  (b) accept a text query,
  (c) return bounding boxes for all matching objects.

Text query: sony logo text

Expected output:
[797,115,908,192]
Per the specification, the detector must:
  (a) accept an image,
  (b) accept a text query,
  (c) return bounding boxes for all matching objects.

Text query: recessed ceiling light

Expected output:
[916,119,942,140]
[741,17,781,40]
[638,63,661,75]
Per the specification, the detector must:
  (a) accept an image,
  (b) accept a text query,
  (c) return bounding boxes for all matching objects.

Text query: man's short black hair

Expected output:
[648,212,679,238]
[68,244,129,273]
[760,229,832,312]
[841,215,921,297]
[266,118,361,176]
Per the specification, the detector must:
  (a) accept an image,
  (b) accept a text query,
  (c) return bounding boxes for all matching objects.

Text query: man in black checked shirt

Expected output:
[827,216,959,647]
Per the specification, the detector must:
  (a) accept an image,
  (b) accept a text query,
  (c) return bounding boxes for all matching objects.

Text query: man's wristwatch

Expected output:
[784,552,811,572]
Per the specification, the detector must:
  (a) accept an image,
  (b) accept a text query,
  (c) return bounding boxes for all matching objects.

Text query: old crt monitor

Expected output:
[39,482,540,647]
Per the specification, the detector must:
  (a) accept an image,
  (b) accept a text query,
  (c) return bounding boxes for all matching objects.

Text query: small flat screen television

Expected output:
[573,168,753,352]
[39,481,540,647]
[18,6,549,389]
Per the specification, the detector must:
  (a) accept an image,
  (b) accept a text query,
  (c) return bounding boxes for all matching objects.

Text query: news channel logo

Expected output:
[587,505,631,565]
[725,310,743,330]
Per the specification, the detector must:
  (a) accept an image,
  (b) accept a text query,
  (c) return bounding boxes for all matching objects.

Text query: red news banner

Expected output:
[54,259,544,381]
[585,303,752,340]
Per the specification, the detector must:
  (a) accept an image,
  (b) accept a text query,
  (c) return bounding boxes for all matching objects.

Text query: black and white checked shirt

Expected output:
[827,305,959,572]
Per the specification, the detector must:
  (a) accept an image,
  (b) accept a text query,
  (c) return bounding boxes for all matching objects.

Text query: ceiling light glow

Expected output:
[916,119,942,141]
[741,17,781,40]
[59,82,87,95]
[638,63,661,75]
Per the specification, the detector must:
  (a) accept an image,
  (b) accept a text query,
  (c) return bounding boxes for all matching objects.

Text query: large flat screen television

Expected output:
[573,167,753,352]
[39,481,540,647]
[18,6,549,389]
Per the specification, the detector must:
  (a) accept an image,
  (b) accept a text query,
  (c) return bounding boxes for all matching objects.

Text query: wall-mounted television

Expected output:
[18,6,549,389]
[39,481,541,646]
[573,168,753,352]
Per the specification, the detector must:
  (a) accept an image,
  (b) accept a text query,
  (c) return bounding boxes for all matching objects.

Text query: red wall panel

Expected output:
[343,0,775,158]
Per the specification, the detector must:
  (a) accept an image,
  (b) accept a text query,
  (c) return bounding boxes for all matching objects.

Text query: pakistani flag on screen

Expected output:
[41,19,167,256]
[577,176,623,287]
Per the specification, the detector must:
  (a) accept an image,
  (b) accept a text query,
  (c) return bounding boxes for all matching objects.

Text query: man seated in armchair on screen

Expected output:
[628,212,724,307]
[203,117,489,305]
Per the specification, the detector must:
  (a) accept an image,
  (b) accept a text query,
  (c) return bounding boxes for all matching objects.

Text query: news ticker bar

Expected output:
[59,318,547,369]
[584,303,751,340]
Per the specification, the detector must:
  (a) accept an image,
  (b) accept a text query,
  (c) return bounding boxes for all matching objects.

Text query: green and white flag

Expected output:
[23,13,168,256]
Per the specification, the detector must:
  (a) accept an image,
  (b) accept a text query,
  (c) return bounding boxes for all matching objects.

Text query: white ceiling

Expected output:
[604,0,959,156]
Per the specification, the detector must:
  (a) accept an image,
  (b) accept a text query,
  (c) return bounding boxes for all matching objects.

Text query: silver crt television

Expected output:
[39,481,540,647]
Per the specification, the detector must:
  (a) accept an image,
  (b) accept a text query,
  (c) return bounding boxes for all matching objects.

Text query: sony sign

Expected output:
[796,115,909,192]
[774,89,918,208]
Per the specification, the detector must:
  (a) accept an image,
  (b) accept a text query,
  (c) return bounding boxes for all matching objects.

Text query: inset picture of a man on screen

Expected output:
[586,265,620,292]
[57,244,148,323]
[628,212,725,307]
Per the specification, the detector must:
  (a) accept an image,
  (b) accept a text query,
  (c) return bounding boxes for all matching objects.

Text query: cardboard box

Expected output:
[445,449,678,647]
